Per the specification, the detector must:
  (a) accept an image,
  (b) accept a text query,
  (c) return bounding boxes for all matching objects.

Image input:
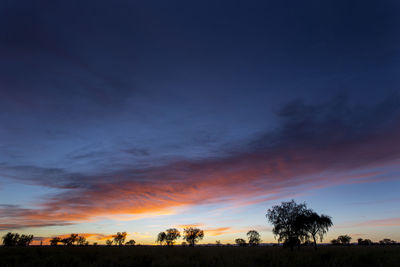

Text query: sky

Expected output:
[0,0,400,245]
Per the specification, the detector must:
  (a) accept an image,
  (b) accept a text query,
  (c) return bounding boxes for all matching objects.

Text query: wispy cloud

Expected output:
[1,95,400,230]
[337,217,400,229]
[204,227,232,236]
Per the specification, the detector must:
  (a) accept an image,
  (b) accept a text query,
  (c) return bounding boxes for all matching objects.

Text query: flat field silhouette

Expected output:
[1,245,399,267]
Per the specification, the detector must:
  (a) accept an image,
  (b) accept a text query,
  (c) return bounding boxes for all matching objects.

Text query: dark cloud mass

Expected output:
[1,95,400,229]
[0,0,399,230]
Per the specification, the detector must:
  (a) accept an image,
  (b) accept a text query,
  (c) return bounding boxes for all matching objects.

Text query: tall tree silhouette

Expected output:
[266,200,309,250]
[303,212,333,249]
[247,230,261,246]
[183,227,204,246]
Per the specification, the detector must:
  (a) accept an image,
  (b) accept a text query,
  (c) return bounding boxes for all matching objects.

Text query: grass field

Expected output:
[1,246,399,267]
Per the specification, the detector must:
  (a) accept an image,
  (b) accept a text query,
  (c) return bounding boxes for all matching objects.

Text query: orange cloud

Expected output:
[32,233,115,245]
[204,227,232,236]
[2,104,400,230]
[176,224,205,229]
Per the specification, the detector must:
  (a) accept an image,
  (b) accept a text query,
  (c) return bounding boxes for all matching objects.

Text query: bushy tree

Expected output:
[266,200,333,250]
[50,237,61,246]
[113,232,127,246]
[70,234,78,245]
[235,238,247,246]
[337,235,352,245]
[358,238,373,245]
[77,236,87,246]
[17,234,33,246]
[156,232,167,245]
[379,238,396,245]
[106,239,113,246]
[126,239,136,246]
[247,230,261,246]
[165,228,180,246]
[60,237,73,246]
[60,234,78,246]
[330,239,339,245]
[331,235,352,245]
[183,227,204,246]
[2,232,20,246]
[266,200,309,250]
[156,228,180,246]
[2,233,33,247]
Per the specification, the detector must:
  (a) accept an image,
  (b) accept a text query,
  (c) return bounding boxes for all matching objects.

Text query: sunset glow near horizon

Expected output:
[1,0,399,245]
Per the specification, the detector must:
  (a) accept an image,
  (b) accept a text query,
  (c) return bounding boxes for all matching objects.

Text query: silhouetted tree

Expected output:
[165,228,180,246]
[215,240,221,246]
[61,237,73,246]
[181,241,187,246]
[358,238,373,245]
[379,238,396,245]
[302,212,333,249]
[183,227,204,246]
[247,230,261,246]
[235,238,247,246]
[106,239,113,246]
[156,232,167,245]
[17,234,33,246]
[266,200,309,250]
[125,239,136,246]
[330,239,339,245]
[113,232,127,246]
[337,235,352,245]
[60,234,78,246]
[77,236,87,246]
[2,232,19,246]
[70,234,78,245]
[2,233,33,247]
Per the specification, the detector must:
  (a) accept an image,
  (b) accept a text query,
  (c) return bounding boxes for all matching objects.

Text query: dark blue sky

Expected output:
[0,0,399,243]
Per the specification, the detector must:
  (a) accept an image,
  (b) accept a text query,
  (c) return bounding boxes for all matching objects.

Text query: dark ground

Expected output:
[0,246,399,267]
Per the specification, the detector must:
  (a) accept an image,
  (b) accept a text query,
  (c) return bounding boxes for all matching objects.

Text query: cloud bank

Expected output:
[1,94,400,230]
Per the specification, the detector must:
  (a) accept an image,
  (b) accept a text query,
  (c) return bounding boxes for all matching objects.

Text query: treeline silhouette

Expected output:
[1,200,398,248]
